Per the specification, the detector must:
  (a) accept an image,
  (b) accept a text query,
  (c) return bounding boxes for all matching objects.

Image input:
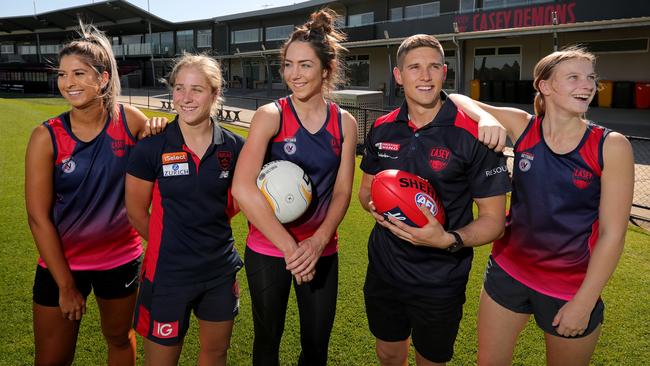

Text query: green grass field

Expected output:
[1,97,648,365]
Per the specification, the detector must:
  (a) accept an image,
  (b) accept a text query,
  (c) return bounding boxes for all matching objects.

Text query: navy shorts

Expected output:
[134,275,240,346]
[33,257,141,306]
[364,268,465,363]
[483,256,604,338]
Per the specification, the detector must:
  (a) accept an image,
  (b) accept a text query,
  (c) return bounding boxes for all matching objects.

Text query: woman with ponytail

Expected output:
[25,22,164,366]
[448,47,634,365]
[232,8,357,366]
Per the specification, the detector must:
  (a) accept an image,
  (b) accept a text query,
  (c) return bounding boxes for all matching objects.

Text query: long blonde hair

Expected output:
[58,21,120,120]
[533,46,596,116]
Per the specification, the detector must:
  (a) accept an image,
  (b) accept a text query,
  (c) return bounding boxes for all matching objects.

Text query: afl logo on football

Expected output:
[414,192,438,216]
[429,147,451,172]
[284,142,297,155]
[518,158,532,172]
[61,157,76,174]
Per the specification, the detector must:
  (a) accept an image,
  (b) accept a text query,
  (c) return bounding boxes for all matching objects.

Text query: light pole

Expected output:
[148,0,156,87]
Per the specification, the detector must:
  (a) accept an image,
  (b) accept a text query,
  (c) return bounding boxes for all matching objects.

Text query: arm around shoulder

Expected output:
[448,93,531,144]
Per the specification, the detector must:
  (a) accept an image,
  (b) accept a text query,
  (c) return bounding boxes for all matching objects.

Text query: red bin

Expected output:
[635,82,650,109]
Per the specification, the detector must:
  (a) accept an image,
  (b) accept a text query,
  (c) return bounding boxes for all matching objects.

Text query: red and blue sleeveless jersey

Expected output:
[42,105,142,271]
[493,116,609,300]
[247,97,344,257]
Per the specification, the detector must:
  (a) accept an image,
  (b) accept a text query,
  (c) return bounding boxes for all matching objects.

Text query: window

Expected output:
[345,54,370,87]
[231,28,262,44]
[176,30,194,53]
[444,50,456,90]
[459,0,475,13]
[580,38,649,54]
[483,0,552,10]
[160,32,174,56]
[405,2,440,19]
[40,44,60,54]
[1,44,14,54]
[473,46,521,80]
[390,7,403,21]
[348,12,374,27]
[268,56,282,83]
[19,45,37,55]
[197,29,212,48]
[122,34,144,45]
[266,25,294,42]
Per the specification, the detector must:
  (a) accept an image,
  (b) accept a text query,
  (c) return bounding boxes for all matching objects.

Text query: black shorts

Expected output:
[483,256,604,338]
[363,268,465,363]
[134,275,240,346]
[33,257,141,307]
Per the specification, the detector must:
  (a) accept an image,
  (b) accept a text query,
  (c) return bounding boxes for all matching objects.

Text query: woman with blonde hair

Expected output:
[126,53,244,366]
[449,46,634,365]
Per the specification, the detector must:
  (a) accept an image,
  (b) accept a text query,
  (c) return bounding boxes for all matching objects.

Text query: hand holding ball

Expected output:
[371,169,445,227]
[257,160,313,223]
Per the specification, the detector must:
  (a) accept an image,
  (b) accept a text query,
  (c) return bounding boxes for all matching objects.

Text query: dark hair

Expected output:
[280,8,347,92]
[533,45,596,115]
[396,34,445,69]
[58,21,120,120]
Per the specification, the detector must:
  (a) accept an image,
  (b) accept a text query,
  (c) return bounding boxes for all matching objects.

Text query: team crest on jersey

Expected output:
[217,151,232,170]
[518,152,534,172]
[111,139,126,157]
[572,168,594,189]
[284,142,297,155]
[331,137,341,156]
[61,157,76,174]
[429,147,451,171]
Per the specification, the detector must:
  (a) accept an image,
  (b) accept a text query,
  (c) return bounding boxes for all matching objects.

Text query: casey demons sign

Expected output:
[454,2,576,32]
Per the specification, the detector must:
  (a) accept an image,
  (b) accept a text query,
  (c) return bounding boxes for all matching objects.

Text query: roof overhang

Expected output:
[215,16,650,59]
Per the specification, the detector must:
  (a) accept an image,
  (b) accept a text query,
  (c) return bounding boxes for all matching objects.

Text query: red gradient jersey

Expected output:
[493,117,609,300]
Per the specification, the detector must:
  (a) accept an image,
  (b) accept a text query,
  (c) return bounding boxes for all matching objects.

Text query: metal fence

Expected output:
[630,136,650,230]
[120,89,650,229]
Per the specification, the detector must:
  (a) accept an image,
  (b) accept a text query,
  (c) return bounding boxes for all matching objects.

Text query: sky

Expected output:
[2,0,309,22]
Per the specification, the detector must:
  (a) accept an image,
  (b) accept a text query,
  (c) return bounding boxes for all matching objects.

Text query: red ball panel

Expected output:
[371,169,445,228]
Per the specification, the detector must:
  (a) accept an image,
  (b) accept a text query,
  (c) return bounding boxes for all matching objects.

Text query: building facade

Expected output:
[1,0,649,106]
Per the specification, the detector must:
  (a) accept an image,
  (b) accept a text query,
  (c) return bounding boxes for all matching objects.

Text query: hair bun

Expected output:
[308,9,335,36]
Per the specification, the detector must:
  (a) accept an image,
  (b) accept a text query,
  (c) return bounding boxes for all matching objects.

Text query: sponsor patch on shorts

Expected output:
[152,320,179,339]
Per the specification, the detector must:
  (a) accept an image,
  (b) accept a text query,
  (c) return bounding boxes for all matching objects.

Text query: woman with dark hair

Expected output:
[232,8,357,366]
[25,22,164,366]
[449,47,634,365]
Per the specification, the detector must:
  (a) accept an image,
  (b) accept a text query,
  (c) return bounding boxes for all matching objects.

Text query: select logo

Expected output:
[162,152,188,164]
